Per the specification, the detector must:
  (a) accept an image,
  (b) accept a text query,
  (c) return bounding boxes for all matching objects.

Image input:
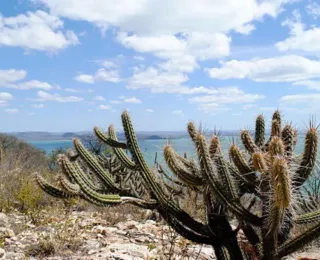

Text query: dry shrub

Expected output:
[0,134,55,214]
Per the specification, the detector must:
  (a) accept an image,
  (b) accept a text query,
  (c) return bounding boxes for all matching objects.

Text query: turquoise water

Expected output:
[28,140,74,154]
[27,135,307,166]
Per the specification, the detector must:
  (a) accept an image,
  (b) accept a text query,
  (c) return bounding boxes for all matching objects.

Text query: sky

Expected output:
[0,0,320,132]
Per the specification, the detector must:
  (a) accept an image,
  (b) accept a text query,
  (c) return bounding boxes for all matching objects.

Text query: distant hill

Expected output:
[8,129,292,141]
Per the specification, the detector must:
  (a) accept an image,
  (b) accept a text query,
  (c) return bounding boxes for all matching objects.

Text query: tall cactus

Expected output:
[36,110,320,260]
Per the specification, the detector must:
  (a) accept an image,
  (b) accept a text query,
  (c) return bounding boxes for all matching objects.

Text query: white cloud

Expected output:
[117,32,230,73]
[0,92,13,101]
[32,104,44,108]
[5,108,19,114]
[276,17,320,53]
[196,103,230,114]
[0,69,26,85]
[146,109,154,113]
[280,93,320,104]
[9,80,53,90]
[206,55,320,82]
[306,2,320,19]
[188,87,264,104]
[111,96,142,104]
[35,0,292,35]
[122,97,141,104]
[102,60,117,68]
[127,67,188,93]
[172,110,184,116]
[292,80,320,91]
[74,74,94,84]
[118,32,230,61]
[235,23,255,35]
[34,0,297,75]
[0,101,8,107]
[0,10,79,52]
[99,104,111,110]
[159,55,198,73]
[37,91,83,102]
[94,95,105,101]
[75,68,121,83]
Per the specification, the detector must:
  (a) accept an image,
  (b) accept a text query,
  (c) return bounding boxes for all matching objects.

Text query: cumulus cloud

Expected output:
[0,10,79,52]
[74,68,121,83]
[34,0,296,75]
[276,14,320,53]
[206,55,320,82]
[0,92,13,101]
[280,93,320,104]
[146,109,154,113]
[99,104,111,110]
[37,91,83,102]
[306,2,320,19]
[122,97,141,104]
[188,87,264,104]
[9,80,53,90]
[34,0,292,35]
[292,80,320,91]
[0,69,26,85]
[110,96,142,104]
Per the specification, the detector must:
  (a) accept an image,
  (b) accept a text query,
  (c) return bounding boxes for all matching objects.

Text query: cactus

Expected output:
[35,110,320,260]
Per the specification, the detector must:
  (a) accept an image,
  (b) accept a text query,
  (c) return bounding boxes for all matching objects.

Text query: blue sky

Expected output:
[1,0,320,132]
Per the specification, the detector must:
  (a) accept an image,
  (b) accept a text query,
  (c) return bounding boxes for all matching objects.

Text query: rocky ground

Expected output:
[0,210,319,259]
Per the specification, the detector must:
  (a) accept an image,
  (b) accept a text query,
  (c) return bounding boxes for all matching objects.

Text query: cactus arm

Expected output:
[73,138,120,192]
[194,133,261,226]
[73,161,105,192]
[156,164,186,187]
[281,124,295,158]
[121,112,223,239]
[164,145,204,187]
[255,114,265,147]
[294,127,318,187]
[227,162,257,195]
[57,174,81,195]
[277,221,320,258]
[264,110,282,151]
[93,126,127,149]
[34,173,77,199]
[229,144,256,184]
[241,130,258,154]
[121,111,177,208]
[209,136,239,199]
[159,212,212,244]
[107,125,137,170]
[270,110,282,138]
[295,209,320,224]
[60,156,122,204]
[205,193,244,260]
[214,152,239,200]
[174,154,201,177]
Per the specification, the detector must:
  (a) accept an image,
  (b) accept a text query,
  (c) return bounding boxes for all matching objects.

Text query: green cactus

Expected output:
[36,110,320,260]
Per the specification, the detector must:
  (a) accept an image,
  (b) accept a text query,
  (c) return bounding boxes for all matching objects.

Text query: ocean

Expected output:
[27,135,308,166]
